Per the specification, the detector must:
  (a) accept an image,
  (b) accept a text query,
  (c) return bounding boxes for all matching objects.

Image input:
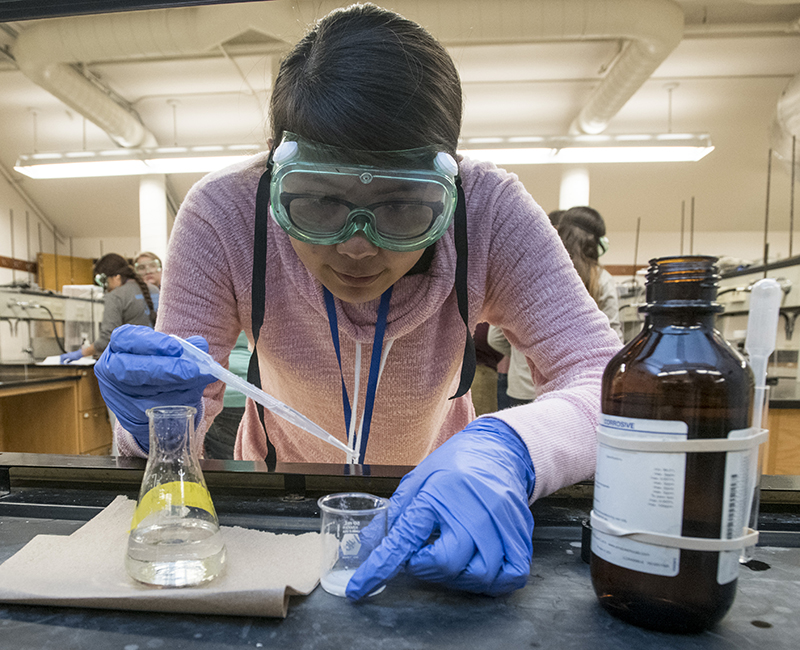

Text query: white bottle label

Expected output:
[592,415,687,577]
[718,428,756,584]
[593,414,754,584]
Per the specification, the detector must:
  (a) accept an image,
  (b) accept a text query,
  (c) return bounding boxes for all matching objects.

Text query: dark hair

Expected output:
[94,253,157,326]
[557,206,607,302]
[269,3,463,154]
[548,209,565,227]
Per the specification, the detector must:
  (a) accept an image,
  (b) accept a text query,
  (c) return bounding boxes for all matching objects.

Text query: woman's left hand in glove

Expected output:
[346,417,535,600]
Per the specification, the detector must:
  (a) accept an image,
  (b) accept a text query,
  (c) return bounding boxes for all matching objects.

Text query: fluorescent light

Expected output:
[458,133,714,165]
[466,137,504,144]
[458,148,557,165]
[17,158,151,178]
[143,155,255,174]
[553,145,713,163]
[14,145,261,179]
[15,133,713,178]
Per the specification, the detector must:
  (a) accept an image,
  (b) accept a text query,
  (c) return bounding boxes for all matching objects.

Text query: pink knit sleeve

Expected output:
[469,163,622,500]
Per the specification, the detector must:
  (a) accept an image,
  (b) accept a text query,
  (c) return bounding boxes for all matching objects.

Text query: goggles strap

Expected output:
[249,158,278,469]
[324,285,393,464]
[449,178,476,399]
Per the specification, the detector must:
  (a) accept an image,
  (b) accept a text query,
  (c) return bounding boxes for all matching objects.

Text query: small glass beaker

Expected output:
[126,405,227,587]
[318,492,389,597]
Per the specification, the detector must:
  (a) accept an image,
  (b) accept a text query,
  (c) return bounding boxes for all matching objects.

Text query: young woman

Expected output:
[95,5,620,600]
[557,206,623,342]
[60,253,158,363]
[487,205,624,406]
[133,251,163,289]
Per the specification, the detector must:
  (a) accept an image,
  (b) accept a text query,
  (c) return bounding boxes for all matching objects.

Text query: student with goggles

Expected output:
[94,5,621,601]
[60,253,159,364]
[488,206,623,406]
[134,251,163,289]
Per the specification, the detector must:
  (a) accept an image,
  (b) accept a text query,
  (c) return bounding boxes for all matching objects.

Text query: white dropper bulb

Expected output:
[744,278,782,427]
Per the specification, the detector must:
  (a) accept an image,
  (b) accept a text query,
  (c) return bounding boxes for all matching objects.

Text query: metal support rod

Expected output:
[632,216,641,285]
[764,148,772,272]
[25,211,31,284]
[53,226,58,292]
[690,196,695,255]
[9,208,15,285]
[680,200,685,255]
[791,136,796,258]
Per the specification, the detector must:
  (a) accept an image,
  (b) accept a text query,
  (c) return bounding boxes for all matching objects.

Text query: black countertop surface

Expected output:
[2,512,797,650]
[0,364,85,389]
[0,451,799,650]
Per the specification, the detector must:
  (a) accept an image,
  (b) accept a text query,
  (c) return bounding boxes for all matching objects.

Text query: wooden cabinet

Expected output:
[76,368,112,454]
[764,408,800,475]
[0,366,112,455]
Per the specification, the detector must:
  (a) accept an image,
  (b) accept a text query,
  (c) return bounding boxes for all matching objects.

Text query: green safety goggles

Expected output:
[135,261,161,273]
[269,132,459,252]
[94,273,108,288]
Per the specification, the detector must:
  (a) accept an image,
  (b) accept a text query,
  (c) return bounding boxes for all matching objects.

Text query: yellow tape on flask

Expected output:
[130,481,217,530]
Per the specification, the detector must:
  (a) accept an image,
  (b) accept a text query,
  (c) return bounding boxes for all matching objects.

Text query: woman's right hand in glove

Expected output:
[94,324,217,452]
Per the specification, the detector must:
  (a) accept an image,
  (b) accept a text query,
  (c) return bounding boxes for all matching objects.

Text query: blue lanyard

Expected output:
[323,285,392,464]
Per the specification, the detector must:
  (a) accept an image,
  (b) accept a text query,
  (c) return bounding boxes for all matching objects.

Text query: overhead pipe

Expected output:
[11,2,305,148]
[12,0,685,145]
[395,0,685,135]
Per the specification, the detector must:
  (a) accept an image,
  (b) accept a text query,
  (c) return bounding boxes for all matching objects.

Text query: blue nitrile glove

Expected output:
[59,349,84,364]
[94,324,217,453]
[346,417,535,600]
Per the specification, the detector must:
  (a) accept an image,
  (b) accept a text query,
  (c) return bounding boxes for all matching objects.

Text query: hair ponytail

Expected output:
[129,272,157,326]
[557,206,607,304]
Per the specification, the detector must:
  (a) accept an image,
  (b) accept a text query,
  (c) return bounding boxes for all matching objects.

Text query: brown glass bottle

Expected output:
[590,256,753,633]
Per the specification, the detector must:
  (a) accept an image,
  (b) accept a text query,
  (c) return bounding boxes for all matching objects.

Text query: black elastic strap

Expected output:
[449,177,475,399]
[248,160,277,469]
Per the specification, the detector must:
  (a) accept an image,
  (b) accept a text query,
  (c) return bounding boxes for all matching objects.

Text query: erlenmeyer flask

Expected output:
[126,405,226,587]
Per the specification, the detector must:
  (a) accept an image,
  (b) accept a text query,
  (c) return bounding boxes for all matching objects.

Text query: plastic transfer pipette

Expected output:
[745,279,782,429]
[171,335,354,461]
[742,278,782,562]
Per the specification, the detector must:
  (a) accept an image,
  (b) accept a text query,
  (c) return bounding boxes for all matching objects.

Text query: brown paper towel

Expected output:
[0,495,321,617]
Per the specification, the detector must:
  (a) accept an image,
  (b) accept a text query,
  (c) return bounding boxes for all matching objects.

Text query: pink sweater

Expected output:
[116,154,622,500]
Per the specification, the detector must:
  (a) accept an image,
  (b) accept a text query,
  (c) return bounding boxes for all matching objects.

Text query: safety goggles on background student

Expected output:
[269,131,459,252]
[135,261,161,273]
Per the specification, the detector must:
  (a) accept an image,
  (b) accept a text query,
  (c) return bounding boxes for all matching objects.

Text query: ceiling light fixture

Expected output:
[14,133,714,178]
[13,144,261,179]
[458,133,714,165]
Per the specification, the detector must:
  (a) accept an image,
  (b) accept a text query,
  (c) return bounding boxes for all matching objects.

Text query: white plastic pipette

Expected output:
[745,279,782,429]
[742,278,782,562]
[170,335,354,461]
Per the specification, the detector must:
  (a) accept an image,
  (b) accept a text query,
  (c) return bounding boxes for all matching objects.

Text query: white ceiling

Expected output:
[1,0,799,245]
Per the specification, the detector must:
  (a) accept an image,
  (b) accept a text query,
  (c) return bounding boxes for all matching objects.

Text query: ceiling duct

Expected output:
[11,0,684,148]
[398,0,685,135]
[11,2,305,148]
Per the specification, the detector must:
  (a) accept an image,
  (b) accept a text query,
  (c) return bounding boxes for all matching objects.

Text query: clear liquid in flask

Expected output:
[127,513,226,587]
